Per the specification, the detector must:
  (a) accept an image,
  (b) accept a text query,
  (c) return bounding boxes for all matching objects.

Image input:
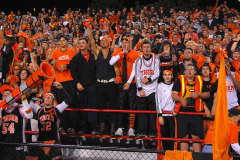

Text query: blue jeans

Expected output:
[202,145,213,153]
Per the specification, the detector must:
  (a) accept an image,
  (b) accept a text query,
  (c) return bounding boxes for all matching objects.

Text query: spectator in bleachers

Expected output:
[135,38,160,138]
[110,36,140,137]
[172,63,210,152]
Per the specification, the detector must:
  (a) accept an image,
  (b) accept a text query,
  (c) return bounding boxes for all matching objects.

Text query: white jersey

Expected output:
[135,54,160,97]
[217,72,239,109]
[155,82,175,116]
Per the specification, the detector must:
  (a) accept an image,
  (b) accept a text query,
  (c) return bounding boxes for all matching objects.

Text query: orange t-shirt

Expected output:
[9,75,19,88]
[50,48,76,82]
[178,54,200,63]
[112,48,140,83]
[204,120,238,144]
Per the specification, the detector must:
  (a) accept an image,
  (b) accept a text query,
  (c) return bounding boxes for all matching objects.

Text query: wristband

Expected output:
[86,25,90,29]
[116,76,122,83]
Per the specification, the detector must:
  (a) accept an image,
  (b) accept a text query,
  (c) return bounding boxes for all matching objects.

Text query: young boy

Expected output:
[155,70,176,150]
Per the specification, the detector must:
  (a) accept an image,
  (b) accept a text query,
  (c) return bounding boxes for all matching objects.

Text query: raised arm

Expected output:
[86,21,99,59]
[20,93,33,119]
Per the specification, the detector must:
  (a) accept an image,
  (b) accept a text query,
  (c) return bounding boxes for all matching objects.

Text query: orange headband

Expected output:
[101,37,111,47]
[163,70,173,75]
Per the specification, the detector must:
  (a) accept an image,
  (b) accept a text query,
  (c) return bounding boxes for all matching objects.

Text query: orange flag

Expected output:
[212,50,231,160]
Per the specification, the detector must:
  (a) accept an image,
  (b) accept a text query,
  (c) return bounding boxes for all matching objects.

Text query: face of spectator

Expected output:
[208,15,213,20]
[185,65,196,77]
[196,43,204,53]
[172,35,178,42]
[184,49,193,61]
[141,44,151,56]
[13,66,20,76]
[79,39,88,51]
[59,37,68,48]
[42,42,49,50]
[232,51,240,61]
[186,42,196,51]
[201,66,210,77]
[163,44,170,52]
[100,39,109,48]
[3,90,12,99]
[18,37,26,44]
[20,70,28,81]
[163,72,173,83]
[44,94,55,107]
[122,41,130,51]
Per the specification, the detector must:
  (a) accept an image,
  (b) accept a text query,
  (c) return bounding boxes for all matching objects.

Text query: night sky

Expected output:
[1,0,239,15]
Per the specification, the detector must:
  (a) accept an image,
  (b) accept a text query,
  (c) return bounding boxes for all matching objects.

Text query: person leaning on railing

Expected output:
[172,63,210,152]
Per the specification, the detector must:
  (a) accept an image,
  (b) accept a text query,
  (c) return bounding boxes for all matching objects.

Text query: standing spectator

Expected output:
[156,70,176,150]
[135,39,160,138]
[0,85,33,160]
[132,25,143,49]
[177,48,199,75]
[109,36,140,137]
[30,82,71,160]
[70,37,98,135]
[50,36,76,134]
[172,64,210,152]
[86,22,117,136]
[204,14,218,30]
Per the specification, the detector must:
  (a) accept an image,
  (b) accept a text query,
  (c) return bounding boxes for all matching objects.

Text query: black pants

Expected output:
[75,83,98,132]
[136,93,157,135]
[55,81,76,130]
[97,82,117,123]
[160,116,175,150]
[117,83,136,129]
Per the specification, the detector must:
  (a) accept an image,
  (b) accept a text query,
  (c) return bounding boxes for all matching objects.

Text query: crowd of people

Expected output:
[0,0,240,158]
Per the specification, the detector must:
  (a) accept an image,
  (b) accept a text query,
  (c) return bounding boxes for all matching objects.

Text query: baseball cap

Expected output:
[229,107,240,117]
[0,84,14,95]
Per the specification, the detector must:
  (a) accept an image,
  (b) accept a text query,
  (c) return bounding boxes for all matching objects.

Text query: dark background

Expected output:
[1,0,239,15]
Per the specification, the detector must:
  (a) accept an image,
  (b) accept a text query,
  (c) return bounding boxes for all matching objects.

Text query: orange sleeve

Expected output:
[193,54,200,61]
[230,121,239,144]
[178,55,184,63]
[235,71,240,81]
[112,48,122,57]
[197,55,206,69]
[209,3,218,14]
[211,73,218,83]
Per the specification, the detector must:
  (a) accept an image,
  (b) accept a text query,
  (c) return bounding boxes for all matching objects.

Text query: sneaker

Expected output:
[59,127,66,134]
[128,128,135,138]
[138,133,147,138]
[67,128,75,135]
[115,128,123,137]
[148,133,157,138]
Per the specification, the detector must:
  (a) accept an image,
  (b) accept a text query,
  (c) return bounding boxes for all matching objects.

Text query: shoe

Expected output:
[138,133,147,138]
[128,128,135,138]
[148,133,157,138]
[99,122,106,136]
[91,130,100,135]
[59,127,66,134]
[115,128,123,137]
[77,130,85,135]
[67,128,75,135]
[110,123,115,137]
